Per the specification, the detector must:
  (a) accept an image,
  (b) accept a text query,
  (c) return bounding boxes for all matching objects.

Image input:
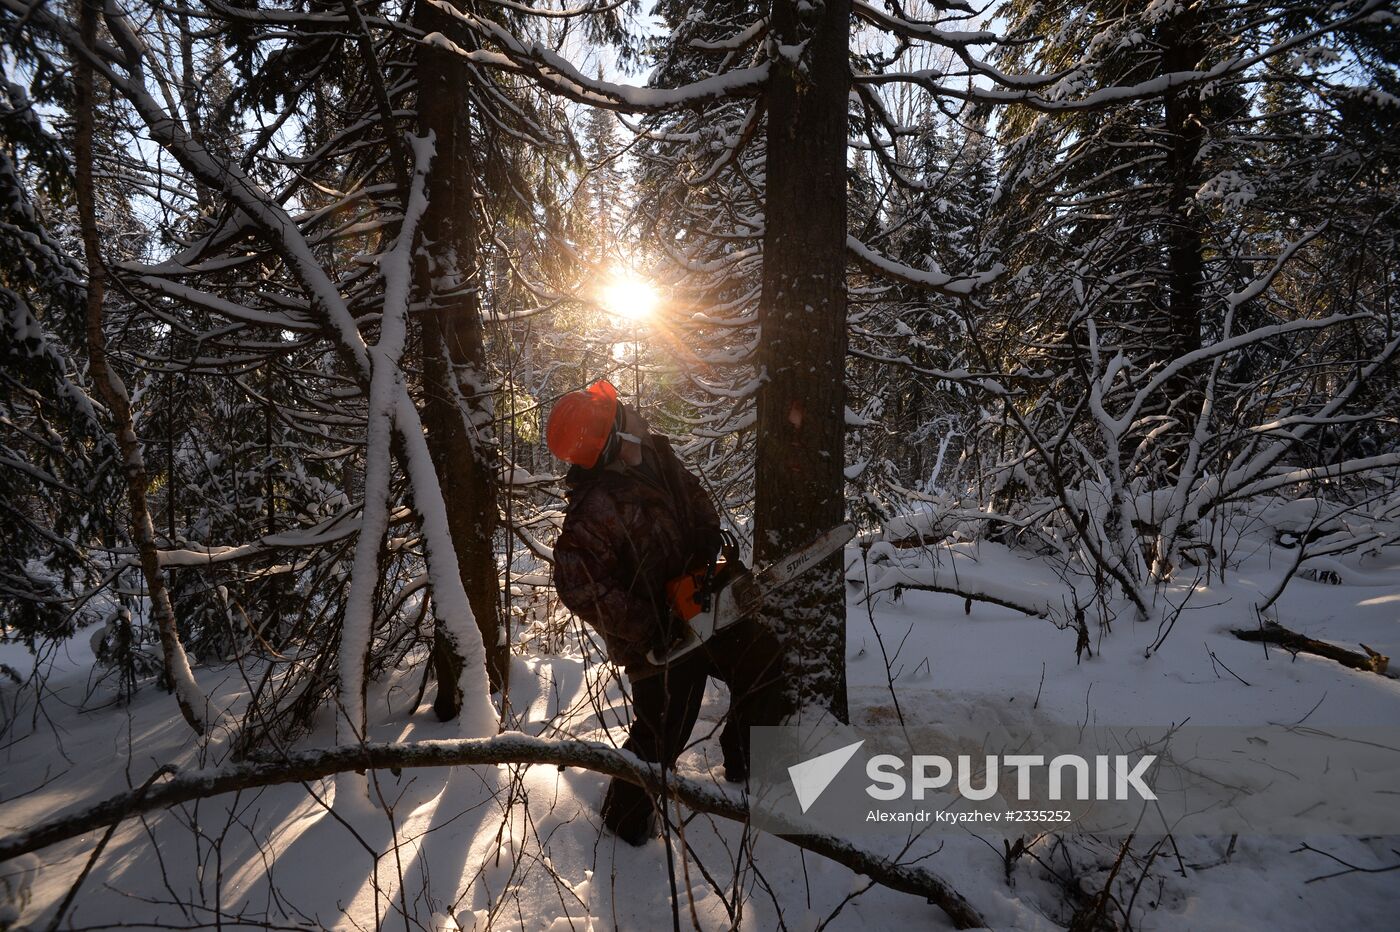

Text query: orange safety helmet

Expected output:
[546,380,621,468]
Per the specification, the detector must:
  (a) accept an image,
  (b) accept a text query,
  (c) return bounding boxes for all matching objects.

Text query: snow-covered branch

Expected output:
[0,735,986,928]
[421,4,768,113]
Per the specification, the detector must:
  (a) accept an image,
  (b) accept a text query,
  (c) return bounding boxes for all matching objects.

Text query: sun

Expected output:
[599,273,659,323]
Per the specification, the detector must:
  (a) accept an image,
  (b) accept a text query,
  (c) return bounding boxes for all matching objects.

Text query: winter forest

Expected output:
[2,0,1399,929]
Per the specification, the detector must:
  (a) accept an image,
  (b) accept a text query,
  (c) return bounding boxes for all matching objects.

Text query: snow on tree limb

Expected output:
[419,4,768,112]
[17,0,502,734]
[856,0,1389,112]
[339,132,437,742]
[0,735,986,928]
[847,234,1004,297]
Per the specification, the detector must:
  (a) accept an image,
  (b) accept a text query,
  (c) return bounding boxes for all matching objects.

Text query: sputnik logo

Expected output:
[787,740,865,813]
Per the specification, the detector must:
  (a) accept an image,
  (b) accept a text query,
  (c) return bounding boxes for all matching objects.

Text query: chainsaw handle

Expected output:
[662,530,744,647]
[719,529,742,567]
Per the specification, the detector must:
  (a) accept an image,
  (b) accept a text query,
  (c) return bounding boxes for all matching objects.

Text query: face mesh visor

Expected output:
[597,404,627,466]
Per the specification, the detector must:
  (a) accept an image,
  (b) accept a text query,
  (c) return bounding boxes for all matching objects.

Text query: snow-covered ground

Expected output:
[2,519,1397,930]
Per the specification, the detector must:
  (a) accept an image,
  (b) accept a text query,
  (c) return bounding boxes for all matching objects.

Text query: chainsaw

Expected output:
[647,522,857,665]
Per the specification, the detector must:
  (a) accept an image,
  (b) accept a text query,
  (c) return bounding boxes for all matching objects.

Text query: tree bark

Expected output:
[1232,623,1390,676]
[0,735,985,928]
[75,0,206,735]
[1160,8,1207,476]
[755,0,852,721]
[415,0,507,711]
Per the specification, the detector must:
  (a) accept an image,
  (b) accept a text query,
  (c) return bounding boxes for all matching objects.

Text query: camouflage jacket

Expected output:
[553,434,719,678]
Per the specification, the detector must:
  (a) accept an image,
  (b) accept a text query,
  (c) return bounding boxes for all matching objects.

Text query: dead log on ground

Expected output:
[1232,623,1389,675]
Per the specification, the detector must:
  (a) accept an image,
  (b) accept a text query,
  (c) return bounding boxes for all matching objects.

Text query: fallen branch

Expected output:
[0,734,987,929]
[1231,623,1390,675]
[1293,842,1400,883]
[864,582,1049,618]
[852,544,1057,618]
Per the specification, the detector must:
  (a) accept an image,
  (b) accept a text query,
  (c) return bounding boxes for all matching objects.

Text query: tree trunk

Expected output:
[415,0,507,712]
[75,0,206,734]
[1161,9,1206,475]
[264,362,284,640]
[754,0,852,721]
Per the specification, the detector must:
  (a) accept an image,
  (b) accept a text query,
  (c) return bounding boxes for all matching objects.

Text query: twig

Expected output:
[1205,642,1251,686]
[44,764,176,932]
[862,545,906,728]
[1068,833,1133,932]
[1293,843,1400,883]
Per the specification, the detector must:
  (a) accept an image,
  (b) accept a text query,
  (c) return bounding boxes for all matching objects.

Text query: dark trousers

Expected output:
[601,618,787,843]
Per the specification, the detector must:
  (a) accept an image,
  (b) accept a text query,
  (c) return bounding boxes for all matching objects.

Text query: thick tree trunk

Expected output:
[415,0,507,712]
[1160,10,1206,476]
[75,0,206,734]
[754,0,852,721]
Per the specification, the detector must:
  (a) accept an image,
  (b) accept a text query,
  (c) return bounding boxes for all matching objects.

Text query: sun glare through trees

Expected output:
[598,269,659,323]
[1,0,1397,929]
